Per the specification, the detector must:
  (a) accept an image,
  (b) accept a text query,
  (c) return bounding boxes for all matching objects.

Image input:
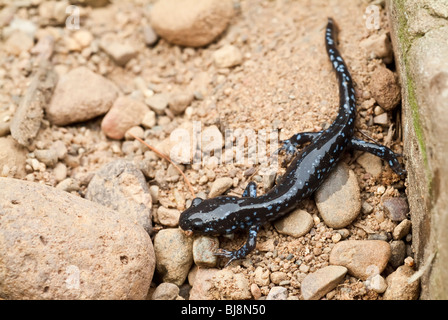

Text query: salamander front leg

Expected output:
[349,137,407,176]
[276,131,323,165]
[214,225,260,267]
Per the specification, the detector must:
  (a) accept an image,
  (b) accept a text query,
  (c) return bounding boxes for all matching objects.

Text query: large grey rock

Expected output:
[0,177,155,300]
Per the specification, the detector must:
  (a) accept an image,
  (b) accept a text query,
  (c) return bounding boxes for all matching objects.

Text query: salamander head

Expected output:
[179,196,240,235]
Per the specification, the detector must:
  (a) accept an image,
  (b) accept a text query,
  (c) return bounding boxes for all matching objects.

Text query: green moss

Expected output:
[393,0,433,190]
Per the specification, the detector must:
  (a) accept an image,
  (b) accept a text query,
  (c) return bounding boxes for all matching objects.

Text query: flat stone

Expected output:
[274,209,314,238]
[0,177,154,299]
[85,159,152,233]
[315,162,361,229]
[150,0,234,47]
[301,265,348,300]
[329,240,391,280]
[46,67,119,126]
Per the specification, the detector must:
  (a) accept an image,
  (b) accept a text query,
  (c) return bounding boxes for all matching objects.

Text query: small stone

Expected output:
[101,96,149,140]
[370,65,401,111]
[366,274,388,294]
[329,240,391,280]
[5,30,34,56]
[99,33,138,66]
[168,92,194,115]
[55,178,80,192]
[153,228,193,286]
[383,266,420,300]
[150,0,234,47]
[51,140,68,160]
[146,93,169,115]
[0,136,27,178]
[357,152,382,177]
[373,112,389,126]
[188,266,219,300]
[212,269,252,300]
[34,149,58,167]
[360,33,394,64]
[124,126,144,140]
[301,265,348,300]
[266,286,288,300]
[382,197,409,221]
[250,283,262,300]
[389,240,406,268]
[270,271,287,285]
[193,236,219,267]
[393,219,412,240]
[253,266,270,287]
[208,177,233,198]
[156,206,181,227]
[53,162,67,182]
[213,45,243,68]
[141,110,157,129]
[72,30,93,48]
[274,209,314,238]
[315,163,361,228]
[152,282,179,300]
[202,125,224,155]
[143,25,159,46]
[46,67,119,126]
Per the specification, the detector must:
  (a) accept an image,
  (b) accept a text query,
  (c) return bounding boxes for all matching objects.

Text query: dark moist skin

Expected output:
[179,18,406,267]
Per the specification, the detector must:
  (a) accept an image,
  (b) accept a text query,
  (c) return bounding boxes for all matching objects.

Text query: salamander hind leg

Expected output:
[349,137,407,176]
[242,181,257,198]
[214,225,260,267]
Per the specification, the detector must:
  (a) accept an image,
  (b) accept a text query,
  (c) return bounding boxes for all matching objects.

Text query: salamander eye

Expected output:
[191,197,204,207]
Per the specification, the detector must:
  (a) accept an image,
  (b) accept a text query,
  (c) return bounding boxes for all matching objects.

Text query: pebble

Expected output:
[393,219,412,240]
[274,209,314,238]
[373,112,389,126]
[153,228,193,286]
[329,240,391,280]
[99,33,138,66]
[213,45,243,68]
[360,33,394,64]
[156,206,181,227]
[192,236,219,267]
[315,163,361,228]
[202,125,224,155]
[152,282,180,300]
[146,93,169,115]
[270,271,287,285]
[212,269,252,300]
[124,126,144,140]
[0,136,27,178]
[356,152,382,178]
[85,159,153,233]
[370,65,401,111]
[266,286,288,300]
[55,177,80,192]
[250,283,262,300]
[53,162,67,182]
[168,92,194,115]
[150,0,234,47]
[208,177,233,198]
[253,266,270,287]
[4,30,34,56]
[101,96,149,140]
[389,240,406,268]
[143,24,159,46]
[383,266,420,300]
[365,274,388,294]
[34,148,58,167]
[46,67,119,126]
[382,197,409,221]
[141,110,157,129]
[301,265,348,300]
[0,177,154,299]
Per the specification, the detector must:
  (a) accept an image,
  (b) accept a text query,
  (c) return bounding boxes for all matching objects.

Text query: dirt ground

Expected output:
[0,0,409,300]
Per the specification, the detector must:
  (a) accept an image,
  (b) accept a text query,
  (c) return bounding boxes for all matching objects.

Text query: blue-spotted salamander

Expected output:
[179,18,406,266]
